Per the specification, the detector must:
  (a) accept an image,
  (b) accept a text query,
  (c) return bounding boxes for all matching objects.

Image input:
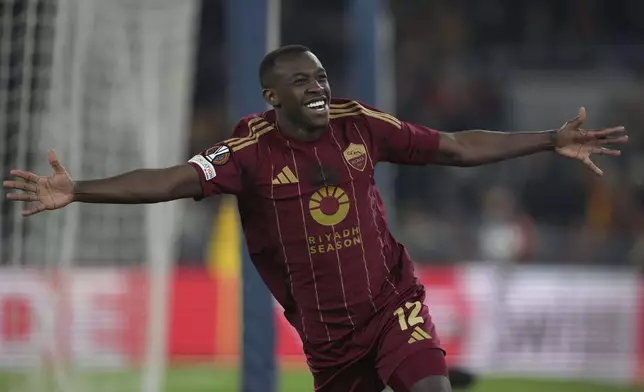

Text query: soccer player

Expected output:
[3,45,627,392]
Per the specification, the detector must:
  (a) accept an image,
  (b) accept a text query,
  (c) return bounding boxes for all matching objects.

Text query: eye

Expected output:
[293,78,307,86]
[317,74,328,81]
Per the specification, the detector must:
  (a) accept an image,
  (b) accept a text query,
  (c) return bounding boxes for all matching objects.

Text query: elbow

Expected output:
[437,149,482,167]
[437,133,483,166]
[458,154,485,167]
[132,168,180,203]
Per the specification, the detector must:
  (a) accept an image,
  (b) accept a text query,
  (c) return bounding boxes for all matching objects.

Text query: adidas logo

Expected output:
[407,326,432,344]
[272,166,299,185]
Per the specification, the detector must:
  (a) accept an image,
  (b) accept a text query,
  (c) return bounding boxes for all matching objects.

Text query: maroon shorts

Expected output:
[309,288,448,392]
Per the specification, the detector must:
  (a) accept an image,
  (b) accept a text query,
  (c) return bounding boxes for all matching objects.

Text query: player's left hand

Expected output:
[554,107,628,176]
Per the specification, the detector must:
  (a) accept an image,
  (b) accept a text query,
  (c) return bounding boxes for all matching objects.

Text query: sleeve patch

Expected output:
[205,144,231,166]
[189,155,216,180]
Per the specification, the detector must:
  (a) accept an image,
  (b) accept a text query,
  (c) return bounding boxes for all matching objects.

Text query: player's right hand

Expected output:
[3,150,74,216]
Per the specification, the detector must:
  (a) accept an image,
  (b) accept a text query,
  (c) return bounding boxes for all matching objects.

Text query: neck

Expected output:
[275,110,326,142]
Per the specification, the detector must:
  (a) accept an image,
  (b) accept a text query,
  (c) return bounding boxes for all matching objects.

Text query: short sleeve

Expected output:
[362,105,440,165]
[187,120,252,198]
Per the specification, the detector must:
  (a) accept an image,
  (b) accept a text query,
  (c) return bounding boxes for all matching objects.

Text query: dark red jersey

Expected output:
[188,98,440,346]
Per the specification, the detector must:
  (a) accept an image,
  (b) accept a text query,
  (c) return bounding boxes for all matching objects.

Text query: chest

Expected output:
[256,137,374,202]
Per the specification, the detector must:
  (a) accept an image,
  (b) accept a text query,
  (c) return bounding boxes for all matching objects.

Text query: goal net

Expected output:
[0,0,199,391]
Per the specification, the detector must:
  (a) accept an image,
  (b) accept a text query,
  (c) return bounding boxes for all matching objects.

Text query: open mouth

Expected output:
[303,97,328,113]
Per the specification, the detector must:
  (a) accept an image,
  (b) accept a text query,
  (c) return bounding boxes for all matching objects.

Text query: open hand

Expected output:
[3,150,74,216]
[554,107,628,176]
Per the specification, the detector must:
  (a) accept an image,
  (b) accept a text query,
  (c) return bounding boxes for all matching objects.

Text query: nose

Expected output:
[308,80,324,93]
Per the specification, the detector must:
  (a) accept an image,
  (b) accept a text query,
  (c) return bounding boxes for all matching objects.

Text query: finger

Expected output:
[22,204,46,217]
[584,126,626,138]
[568,107,586,127]
[583,157,603,176]
[48,149,66,174]
[596,136,629,146]
[591,147,621,156]
[2,180,37,192]
[6,192,39,202]
[9,169,40,183]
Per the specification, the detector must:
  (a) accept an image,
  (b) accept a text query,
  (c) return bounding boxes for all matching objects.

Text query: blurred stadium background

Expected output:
[1,0,643,391]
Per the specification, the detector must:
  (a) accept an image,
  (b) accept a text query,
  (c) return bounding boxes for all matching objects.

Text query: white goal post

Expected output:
[0,0,199,391]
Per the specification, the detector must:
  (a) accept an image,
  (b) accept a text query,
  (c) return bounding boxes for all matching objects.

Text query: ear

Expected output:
[262,89,280,107]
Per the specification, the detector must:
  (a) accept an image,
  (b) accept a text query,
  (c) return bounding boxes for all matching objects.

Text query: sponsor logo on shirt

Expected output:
[189,155,216,181]
[308,226,362,255]
[308,185,350,226]
[205,145,231,166]
[307,185,363,255]
[343,143,367,171]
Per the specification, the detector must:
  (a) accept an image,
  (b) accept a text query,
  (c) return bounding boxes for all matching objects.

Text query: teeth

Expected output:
[306,100,325,108]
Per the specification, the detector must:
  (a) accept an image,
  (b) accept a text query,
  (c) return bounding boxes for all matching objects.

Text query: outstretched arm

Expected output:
[6,119,253,216]
[435,129,556,167]
[434,108,628,175]
[72,164,201,203]
[4,150,202,216]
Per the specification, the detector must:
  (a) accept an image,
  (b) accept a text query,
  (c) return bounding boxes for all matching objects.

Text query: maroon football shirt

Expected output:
[188,98,440,345]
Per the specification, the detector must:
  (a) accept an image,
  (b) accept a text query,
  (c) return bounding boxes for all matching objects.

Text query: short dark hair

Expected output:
[259,45,311,88]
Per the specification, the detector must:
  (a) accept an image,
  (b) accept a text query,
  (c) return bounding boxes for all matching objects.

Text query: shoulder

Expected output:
[329,98,402,130]
[216,112,277,155]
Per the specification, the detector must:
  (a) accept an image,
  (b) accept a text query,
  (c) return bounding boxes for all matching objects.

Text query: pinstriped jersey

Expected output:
[188,98,440,346]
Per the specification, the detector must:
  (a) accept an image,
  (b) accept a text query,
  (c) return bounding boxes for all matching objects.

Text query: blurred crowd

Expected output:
[182,0,644,270]
[390,0,644,269]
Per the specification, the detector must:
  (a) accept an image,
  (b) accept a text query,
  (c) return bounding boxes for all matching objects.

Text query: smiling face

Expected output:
[262,51,331,131]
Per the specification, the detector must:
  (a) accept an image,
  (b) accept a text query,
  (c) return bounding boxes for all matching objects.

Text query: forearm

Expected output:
[439,129,557,166]
[72,165,200,203]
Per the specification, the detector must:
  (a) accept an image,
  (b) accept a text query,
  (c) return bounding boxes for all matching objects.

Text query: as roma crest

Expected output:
[343,143,367,171]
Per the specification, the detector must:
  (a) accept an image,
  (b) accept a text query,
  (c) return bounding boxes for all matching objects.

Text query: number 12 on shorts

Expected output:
[393,301,432,343]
